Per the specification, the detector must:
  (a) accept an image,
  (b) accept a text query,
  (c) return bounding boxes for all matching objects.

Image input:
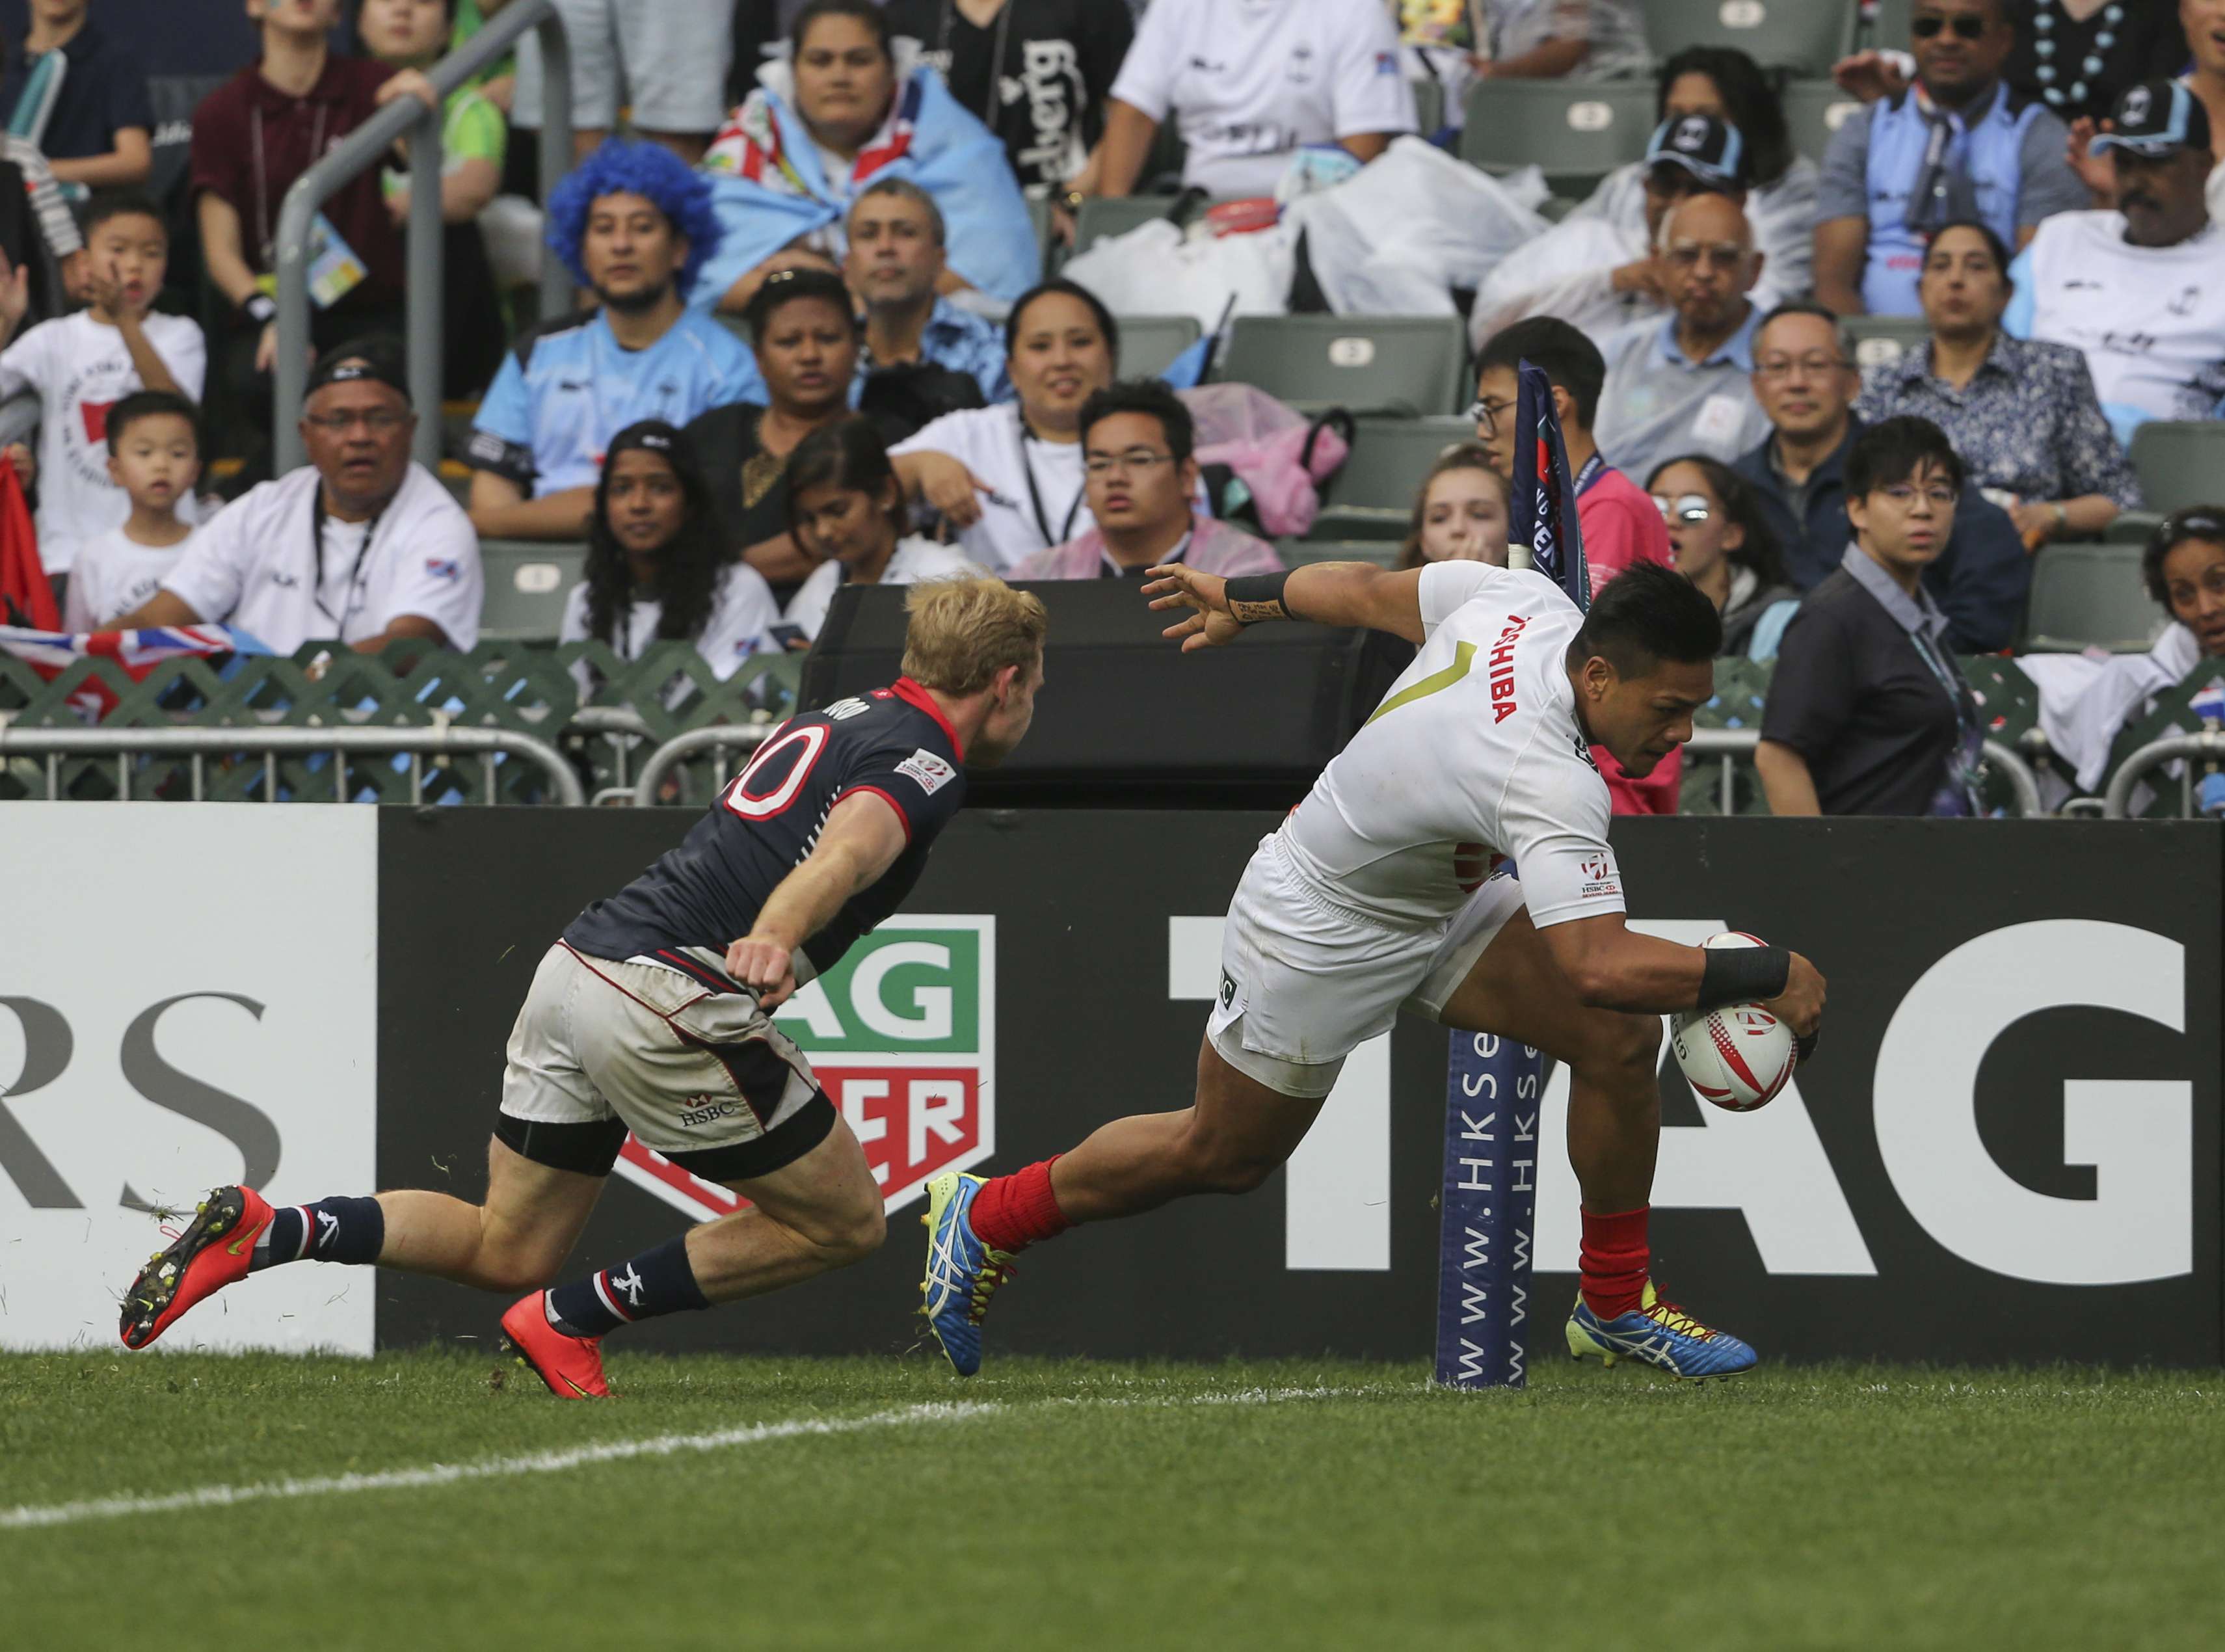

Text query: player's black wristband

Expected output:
[1225,571,1298,625]
[239,293,277,327]
[1695,943,1791,1012]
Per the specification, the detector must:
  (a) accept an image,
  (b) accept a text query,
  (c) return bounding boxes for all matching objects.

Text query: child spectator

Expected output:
[560,420,780,699]
[0,189,204,580]
[60,388,200,631]
[356,0,507,396]
[1,0,154,190]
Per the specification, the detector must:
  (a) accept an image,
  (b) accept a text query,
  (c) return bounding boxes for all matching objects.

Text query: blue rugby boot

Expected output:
[1565,1279,1757,1380]
[920,1171,1016,1378]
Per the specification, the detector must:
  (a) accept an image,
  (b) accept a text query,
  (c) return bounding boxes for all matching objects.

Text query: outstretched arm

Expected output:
[1538,913,1826,1035]
[722,790,909,1007]
[1143,561,1430,649]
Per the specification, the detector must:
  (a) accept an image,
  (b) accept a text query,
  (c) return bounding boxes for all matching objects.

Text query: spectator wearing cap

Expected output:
[1734,300,2030,653]
[110,342,482,655]
[1009,381,1283,581]
[1757,416,1987,818]
[1087,0,1414,204]
[1550,47,1819,319]
[1861,218,2136,548]
[2005,79,2225,442]
[1814,0,2090,317]
[1471,316,1679,815]
[467,139,757,544]
[1470,113,1788,352]
[1592,191,1772,485]
[1468,1,1653,82]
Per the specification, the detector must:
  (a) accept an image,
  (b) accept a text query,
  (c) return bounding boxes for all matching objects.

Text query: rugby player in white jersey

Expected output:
[924,557,1826,1379]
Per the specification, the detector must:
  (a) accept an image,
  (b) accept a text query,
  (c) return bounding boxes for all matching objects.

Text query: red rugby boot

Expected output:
[499,1293,613,1399]
[119,1185,273,1350]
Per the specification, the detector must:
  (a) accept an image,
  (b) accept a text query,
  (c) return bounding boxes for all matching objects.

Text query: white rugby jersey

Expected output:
[1277,561,1625,930]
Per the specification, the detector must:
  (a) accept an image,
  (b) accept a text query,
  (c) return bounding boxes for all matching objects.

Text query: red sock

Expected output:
[968,1158,1070,1253]
[1579,1205,1649,1320]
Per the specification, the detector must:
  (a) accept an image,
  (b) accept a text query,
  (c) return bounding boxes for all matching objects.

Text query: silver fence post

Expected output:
[408,100,446,472]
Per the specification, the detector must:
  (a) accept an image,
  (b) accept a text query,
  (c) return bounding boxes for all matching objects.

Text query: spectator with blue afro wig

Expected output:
[467,139,760,541]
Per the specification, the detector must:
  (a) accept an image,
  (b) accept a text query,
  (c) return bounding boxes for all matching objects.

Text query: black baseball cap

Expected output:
[304,335,411,403]
[2092,79,2213,159]
[1644,114,1750,191]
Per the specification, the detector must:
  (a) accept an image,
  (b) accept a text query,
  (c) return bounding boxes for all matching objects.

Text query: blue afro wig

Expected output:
[545,138,724,297]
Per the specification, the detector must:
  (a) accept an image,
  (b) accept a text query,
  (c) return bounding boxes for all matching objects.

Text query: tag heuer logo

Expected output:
[614,918,995,1222]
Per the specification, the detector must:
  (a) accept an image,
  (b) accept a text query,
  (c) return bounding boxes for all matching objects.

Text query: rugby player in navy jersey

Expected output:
[119,578,1047,1398]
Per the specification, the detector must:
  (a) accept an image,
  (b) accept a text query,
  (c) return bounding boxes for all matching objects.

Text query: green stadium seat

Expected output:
[2106,511,2166,545]
[1459,81,1656,193]
[2128,421,2225,516]
[1859,0,1913,53]
[478,540,587,643]
[1637,0,1847,75]
[1844,313,1930,371]
[1785,78,1865,163]
[1308,416,1476,540]
[1117,315,1203,380]
[1074,195,1186,254]
[1214,317,1469,418]
[1413,77,1446,135]
[1280,539,1404,568]
[2019,542,2168,654]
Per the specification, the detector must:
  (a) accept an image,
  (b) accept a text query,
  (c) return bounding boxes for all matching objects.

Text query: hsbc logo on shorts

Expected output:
[615,919,995,1221]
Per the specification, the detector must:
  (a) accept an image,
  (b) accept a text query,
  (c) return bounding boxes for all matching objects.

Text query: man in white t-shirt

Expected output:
[0,191,206,576]
[113,345,483,654]
[1092,0,1415,200]
[923,559,1826,1383]
[2006,79,2225,443]
[890,402,1090,574]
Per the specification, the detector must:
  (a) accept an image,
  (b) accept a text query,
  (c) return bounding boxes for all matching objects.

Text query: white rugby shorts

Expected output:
[496,943,832,1180]
[1206,834,1526,1099]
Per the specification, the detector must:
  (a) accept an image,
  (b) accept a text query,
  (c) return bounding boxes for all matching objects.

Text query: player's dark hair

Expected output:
[1847,415,1965,498]
[81,188,167,242]
[742,266,861,346]
[583,421,729,678]
[1078,379,1194,464]
[1644,452,1787,588]
[1004,278,1119,367]
[106,389,200,454]
[791,0,894,62]
[1656,46,1791,187]
[1476,318,1606,431]
[784,415,910,540]
[1567,562,1724,674]
[2144,506,2225,607]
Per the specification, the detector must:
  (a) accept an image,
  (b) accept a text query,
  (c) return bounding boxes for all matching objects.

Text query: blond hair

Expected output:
[901,577,1048,697]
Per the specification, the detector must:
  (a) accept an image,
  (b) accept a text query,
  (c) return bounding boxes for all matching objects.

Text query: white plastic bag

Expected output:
[1061,219,1298,334]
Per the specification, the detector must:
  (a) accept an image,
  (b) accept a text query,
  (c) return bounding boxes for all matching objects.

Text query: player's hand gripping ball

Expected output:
[1672,933,1797,1112]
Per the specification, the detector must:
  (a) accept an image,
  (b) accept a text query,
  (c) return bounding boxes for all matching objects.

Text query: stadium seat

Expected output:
[1459,81,1656,193]
[1412,77,1446,137]
[1307,416,1475,539]
[1074,195,1186,255]
[1280,539,1403,569]
[2106,511,2166,545]
[2019,543,2168,653]
[1117,314,1203,380]
[1844,313,1930,370]
[1636,0,1846,75]
[1858,0,1913,54]
[2128,421,2225,516]
[1214,317,1469,418]
[478,540,588,643]
[1785,79,1865,163]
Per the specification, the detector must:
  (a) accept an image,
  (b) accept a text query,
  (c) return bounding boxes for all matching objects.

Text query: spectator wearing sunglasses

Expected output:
[1646,454,1796,659]
[1757,417,1986,818]
[1815,0,2090,317]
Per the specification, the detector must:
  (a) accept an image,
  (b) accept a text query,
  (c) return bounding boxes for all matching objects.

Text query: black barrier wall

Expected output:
[377,812,2222,1365]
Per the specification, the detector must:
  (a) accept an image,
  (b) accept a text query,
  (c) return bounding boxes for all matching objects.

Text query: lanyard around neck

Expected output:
[1015,408,1084,548]
[251,98,331,267]
[310,486,385,636]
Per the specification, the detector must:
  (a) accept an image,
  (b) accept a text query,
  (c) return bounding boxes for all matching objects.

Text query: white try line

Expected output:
[0,1384,1391,1532]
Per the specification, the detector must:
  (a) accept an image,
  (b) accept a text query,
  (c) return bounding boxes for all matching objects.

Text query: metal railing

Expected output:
[1684,727,2046,818]
[274,1,572,473]
[633,725,773,806]
[0,725,583,805]
[2103,732,2225,818]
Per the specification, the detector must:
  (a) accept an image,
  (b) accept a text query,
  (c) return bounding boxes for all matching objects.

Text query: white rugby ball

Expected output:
[1671,933,1796,1112]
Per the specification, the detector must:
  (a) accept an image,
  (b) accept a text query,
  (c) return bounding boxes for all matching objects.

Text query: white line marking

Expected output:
[0,1385,1394,1532]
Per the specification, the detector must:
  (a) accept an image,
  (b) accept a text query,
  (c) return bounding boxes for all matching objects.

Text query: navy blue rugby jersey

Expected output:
[563,678,967,978]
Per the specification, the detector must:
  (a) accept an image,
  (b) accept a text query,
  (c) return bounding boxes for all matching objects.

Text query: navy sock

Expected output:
[544,1234,710,1339]
[248,1195,385,1272]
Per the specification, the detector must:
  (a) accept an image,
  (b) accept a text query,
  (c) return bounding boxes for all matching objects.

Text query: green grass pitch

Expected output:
[3,1350,2220,1650]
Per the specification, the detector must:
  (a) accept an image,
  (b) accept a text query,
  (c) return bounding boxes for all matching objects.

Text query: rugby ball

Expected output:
[1671,933,1796,1112]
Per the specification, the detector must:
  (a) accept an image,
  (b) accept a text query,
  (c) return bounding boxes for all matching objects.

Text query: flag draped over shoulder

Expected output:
[0,625,266,721]
[1509,359,1591,615]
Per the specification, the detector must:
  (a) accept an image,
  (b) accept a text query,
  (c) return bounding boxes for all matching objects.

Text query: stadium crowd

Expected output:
[0,0,2220,818]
